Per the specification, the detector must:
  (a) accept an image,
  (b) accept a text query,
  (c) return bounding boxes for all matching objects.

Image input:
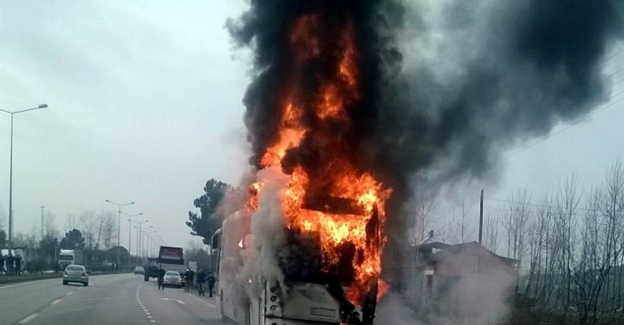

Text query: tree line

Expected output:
[410,160,624,325]
[0,210,122,273]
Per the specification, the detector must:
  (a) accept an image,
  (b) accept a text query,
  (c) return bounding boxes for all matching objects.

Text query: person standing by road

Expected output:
[0,255,5,275]
[157,266,166,290]
[184,268,192,292]
[189,269,194,290]
[207,271,216,297]
[7,254,14,275]
[196,269,206,296]
[15,255,22,275]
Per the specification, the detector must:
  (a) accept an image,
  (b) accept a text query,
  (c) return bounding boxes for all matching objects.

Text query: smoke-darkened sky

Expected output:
[227,0,624,253]
[1,0,624,250]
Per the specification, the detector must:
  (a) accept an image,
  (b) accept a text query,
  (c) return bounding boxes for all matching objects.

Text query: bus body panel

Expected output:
[215,210,373,325]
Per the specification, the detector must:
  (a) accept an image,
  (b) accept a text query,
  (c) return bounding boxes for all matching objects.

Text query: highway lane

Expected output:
[0,274,225,325]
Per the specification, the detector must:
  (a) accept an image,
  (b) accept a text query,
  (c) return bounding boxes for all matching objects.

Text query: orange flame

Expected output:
[249,14,390,305]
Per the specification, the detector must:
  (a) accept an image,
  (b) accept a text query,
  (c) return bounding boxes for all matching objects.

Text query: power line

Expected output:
[483,196,597,212]
[605,48,624,63]
[505,90,624,158]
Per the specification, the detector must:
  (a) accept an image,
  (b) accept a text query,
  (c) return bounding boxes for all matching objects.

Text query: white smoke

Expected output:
[238,167,289,296]
[376,245,515,325]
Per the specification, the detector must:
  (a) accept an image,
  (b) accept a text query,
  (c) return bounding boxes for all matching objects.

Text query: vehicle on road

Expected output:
[157,246,187,286]
[133,266,145,275]
[63,264,89,286]
[142,258,159,281]
[163,271,182,288]
[214,202,381,325]
[58,249,85,270]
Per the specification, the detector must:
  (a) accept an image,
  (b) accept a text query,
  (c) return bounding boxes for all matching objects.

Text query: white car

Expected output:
[163,271,182,288]
[63,264,89,286]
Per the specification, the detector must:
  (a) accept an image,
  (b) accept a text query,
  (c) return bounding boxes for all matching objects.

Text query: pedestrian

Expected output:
[207,271,216,298]
[7,254,14,275]
[15,255,22,275]
[184,268,192,292]
[196,269,206,296]
[157,266,166,290]
[0,255,5,275]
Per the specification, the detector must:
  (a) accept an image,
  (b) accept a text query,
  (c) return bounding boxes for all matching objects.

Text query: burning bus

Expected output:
[214,194,386,325]
[216,1,398,324]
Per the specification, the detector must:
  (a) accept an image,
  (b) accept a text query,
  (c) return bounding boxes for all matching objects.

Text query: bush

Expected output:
[24,259,47,274]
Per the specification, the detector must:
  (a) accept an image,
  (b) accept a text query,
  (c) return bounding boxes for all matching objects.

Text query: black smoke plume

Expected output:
[228,0,623,287]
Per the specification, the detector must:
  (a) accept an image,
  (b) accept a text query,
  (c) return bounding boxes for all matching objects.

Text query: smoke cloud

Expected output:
[377,0,623,187]
[227,0,623,322]
[229,0,623,209]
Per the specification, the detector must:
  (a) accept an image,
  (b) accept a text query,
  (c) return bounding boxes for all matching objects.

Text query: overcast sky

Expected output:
[1,1,623,251]
[0,1,251,249]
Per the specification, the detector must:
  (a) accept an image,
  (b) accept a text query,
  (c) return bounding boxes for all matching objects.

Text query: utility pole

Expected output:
[478,189,484,245]
[1,104,49,251]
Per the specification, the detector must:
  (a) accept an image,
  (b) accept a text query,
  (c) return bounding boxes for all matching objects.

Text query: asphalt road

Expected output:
[0,274,225,325]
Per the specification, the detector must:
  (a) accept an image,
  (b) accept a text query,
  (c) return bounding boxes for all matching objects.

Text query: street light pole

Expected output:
[105,200,134,269]
[0,104,48,251]
[140,225,153,259]
[123,212,142,266]
[128,218,147,265]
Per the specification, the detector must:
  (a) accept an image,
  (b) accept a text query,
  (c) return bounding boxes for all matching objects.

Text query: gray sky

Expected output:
[1,1,623,251]
[0,1,251,248]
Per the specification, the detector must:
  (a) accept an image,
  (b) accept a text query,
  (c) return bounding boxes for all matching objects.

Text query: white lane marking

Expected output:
[136,284,158,325]
[67,292,74,296]
[186,293,217,308]
[18,313,38,324]
[158,297,169,301]
[177,299,185,305]
[51,299,62,305]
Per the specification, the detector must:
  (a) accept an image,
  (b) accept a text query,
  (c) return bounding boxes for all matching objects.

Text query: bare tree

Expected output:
[553,176,581,311]
[525,195,557,306]
[596,160,624,312]
[450,198,475,244]
[503,187,532,261]
[0,208,6,231]
[65,214,78,231]
[571,174,624,325]
[410,187,438,245]
[100,211,117,250]
[484,213,500,254]
[79,211,100,250]
[13,230,37,249]
[42,211,58,237]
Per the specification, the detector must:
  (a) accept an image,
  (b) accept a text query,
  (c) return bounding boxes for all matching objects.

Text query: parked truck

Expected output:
[154,246,187,286]
[58,249,85,270]
[143,258,159,281]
